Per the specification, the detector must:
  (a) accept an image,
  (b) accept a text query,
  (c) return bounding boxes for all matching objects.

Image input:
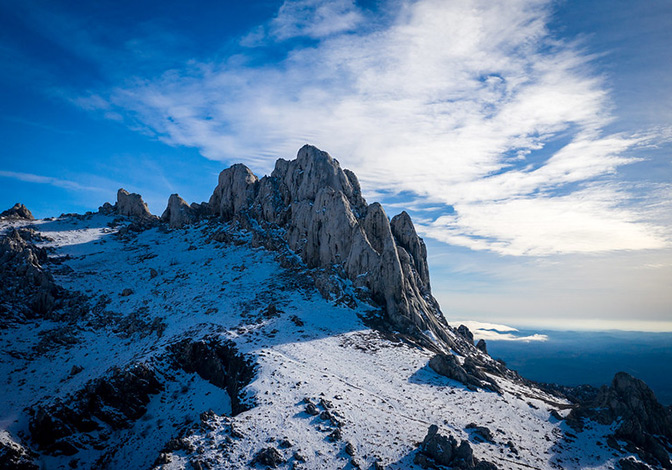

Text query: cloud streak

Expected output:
[74,0,669,256]
[0,170,99,192]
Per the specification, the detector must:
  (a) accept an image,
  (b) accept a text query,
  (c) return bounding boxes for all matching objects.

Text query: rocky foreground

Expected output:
[1,145,671,469]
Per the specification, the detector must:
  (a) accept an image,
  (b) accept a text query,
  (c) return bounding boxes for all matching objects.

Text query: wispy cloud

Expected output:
[270,0,364,40]
[72,0,669,256]
[0,170,99,192]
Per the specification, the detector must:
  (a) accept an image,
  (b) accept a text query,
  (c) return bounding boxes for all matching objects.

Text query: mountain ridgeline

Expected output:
[2,144,672,470]
[132,145,454,352]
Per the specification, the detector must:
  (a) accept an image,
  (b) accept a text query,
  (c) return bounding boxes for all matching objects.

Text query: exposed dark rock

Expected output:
[414,425,498,469]
[536,382,600,404]
[475,339,487,354]
[305,402,319,416]
[505,440,518,455]
[0,203,34,220]
[328,428,342,442]
[0,227,66,324]
[98,201,115,215]
[465,423,494,443]
[429,353,501,393]
[457,325,474,344]
[568,372,672,468]
[29,363,162,455]
[345,441,356,456]
[0,432,40,469]
[619,457,654,470]
[169,336,256,415]
[251,446,285,468]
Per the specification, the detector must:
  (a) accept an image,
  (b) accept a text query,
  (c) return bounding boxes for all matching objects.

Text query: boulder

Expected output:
[116,188,153,218]
[414,425,498,469]
[161,193,197,228]
[209,164,259,220]
[429,353,501,393]
[0,203,34,220]
[251,447,284,468]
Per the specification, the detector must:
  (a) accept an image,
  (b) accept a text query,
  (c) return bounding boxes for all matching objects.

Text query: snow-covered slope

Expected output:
[0,212,653,470]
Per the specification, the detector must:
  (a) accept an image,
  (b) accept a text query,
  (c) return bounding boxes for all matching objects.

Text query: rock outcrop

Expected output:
[0,203,34,220]
[115,188,153,218]
[169,337,256,415]
[569,372,672,468]
[429,353,501,393]
[414,425,498,469]
[161,194,197,228]
[29,363,163,456]
[0,228,60,323]
[201,145,453,350]
[0,431,39,470]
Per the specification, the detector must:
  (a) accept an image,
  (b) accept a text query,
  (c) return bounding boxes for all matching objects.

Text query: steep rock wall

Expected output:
[204,145,453,349]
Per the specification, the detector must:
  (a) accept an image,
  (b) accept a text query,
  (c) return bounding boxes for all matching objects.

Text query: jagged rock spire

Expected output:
[204,144,453,349]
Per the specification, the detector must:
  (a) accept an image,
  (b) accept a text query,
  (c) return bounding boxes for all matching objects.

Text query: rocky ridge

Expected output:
[160,145,460,353]
[2,144,671,470]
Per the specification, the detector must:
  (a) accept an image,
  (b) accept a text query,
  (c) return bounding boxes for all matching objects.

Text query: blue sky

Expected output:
[1,0,670,330]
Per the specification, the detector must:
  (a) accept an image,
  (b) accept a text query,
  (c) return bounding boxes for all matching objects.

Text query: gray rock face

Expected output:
[390,211,430,289]
[569,372,672,469]
[209,164,259,220]
[414,425,498,469]
[0,203,34,220]
[206,144,453,349]
[161,194,196,228]
[0,228,59,322]
[457,324,475,344]
[116,189,153,218]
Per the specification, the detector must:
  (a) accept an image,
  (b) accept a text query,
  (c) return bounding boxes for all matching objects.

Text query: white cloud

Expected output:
[0,170,99,192]
[271,0,364,40]
[448,320,548,342]
[80,0,669,256]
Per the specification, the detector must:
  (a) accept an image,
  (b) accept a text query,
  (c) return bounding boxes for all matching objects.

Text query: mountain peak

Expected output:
[193,145,454,350]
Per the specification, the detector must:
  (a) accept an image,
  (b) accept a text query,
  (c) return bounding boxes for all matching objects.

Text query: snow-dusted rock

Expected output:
[0,203,34,220]
[390,211,430,289]
[116,188,153,218]
[161,193,196,228]
[570,372,672,468]
[209,163,259,220]
[0,431,39,469]
[203,145,454,350]
[0,209,656,470]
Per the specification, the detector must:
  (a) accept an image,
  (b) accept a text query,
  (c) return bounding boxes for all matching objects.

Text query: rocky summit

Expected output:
[1,145,671,470]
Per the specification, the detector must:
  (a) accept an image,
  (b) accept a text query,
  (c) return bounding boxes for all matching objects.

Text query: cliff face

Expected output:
[194,145,451,349]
